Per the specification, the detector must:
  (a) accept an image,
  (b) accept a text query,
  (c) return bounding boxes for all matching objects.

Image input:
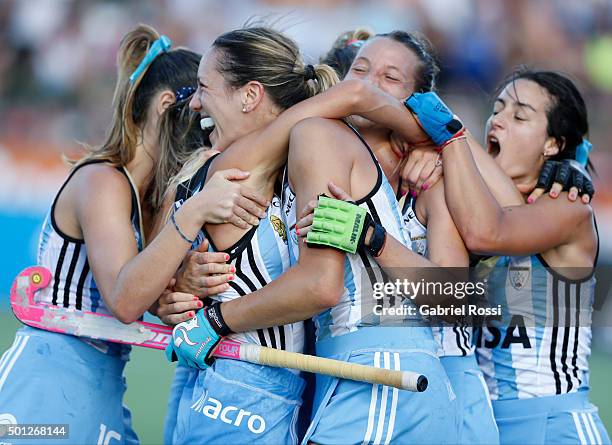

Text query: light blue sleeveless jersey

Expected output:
[476,254,593,401]
[0,160,142,444]
[401,194,474,357]
[400,195,499,444]
[280,134,426,342]
[280,122,457,445]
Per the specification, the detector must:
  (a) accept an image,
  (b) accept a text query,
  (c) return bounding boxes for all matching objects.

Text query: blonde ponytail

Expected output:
[305,63,339,96]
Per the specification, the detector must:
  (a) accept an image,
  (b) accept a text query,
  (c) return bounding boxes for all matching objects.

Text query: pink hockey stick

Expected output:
[10,266,232,353]
[9,266,426,391]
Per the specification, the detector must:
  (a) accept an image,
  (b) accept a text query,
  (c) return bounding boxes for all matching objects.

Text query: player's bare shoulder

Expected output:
[67,162,133,223]
[289,117,362,161]
[72,163,130,195]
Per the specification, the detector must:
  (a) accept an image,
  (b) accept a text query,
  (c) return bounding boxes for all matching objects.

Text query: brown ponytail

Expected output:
[69,25,160,168]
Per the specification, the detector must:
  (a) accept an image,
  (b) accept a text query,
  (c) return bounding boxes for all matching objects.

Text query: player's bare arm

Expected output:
[442,138,595,262]
[221,117,359,332]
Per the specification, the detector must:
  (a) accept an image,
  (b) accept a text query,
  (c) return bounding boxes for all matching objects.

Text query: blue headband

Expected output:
[575,138,592,167]
[129,35,172,83]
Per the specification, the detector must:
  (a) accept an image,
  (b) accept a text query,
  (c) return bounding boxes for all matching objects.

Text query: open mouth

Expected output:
[197,113,215,147]
[200,115,215,131]
[487,134,501,156]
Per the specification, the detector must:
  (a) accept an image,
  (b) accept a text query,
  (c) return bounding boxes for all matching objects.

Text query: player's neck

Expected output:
[513,173,539,199]
[127,138,156,199]
[360,129,402,192]
[359,126,391,147]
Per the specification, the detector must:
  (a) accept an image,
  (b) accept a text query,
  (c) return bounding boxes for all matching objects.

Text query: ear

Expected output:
[156,90,176,116]
[240,81,265,112]
[543,136,562,158]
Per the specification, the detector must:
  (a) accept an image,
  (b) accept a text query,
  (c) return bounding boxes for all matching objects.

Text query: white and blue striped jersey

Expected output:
[174,155,304,353]
[475,254,596,401]
[37,160,144,315]
[401,195,474,357]
[35,160,143,357]
[281,123,427,341]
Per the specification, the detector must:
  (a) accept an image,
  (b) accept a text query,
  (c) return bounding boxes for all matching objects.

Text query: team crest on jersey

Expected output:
[270,215,287,244]
[508,265,530,290]
[411,235,427,257]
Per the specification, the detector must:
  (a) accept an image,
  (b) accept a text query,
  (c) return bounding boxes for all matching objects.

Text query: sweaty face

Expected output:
[189,48,243,149]
[487,79,555,181]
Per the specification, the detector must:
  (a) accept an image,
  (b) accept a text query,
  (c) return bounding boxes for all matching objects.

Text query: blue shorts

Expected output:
[441,355,499,444]
[0,326,138,445]
[303,328,459,445]
[173,358,305,444]
[164,365,198,445]
[493,390,611,445]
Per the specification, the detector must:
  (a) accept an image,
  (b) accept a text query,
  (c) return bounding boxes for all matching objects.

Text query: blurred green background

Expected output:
[1,313,610,444]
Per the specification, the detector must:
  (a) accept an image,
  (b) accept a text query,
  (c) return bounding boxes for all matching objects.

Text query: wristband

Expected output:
[204,300,234,336]
[367,222,387,257]
[166,306,224,369]
[437,128,467,152]
[171,210,196,245]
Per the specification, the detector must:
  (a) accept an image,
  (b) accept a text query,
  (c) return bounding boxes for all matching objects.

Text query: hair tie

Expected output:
[175,86,196,102]
[304,64,316,81]
[346,39,365,48]
[575,138,593,167]
[129,35,172,83]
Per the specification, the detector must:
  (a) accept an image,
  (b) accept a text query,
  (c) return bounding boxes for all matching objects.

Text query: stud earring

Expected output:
[242,106,247,112]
